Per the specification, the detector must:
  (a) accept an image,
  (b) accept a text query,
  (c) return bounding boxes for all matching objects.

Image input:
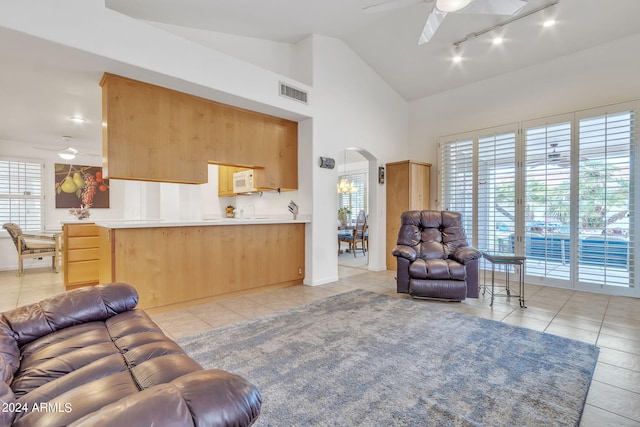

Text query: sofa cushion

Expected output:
[2,283,138,347]
[0,330,18,383]
[0,316,20,383]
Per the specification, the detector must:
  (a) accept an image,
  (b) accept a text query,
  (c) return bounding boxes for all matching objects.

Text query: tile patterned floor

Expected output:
[2,266,640,426]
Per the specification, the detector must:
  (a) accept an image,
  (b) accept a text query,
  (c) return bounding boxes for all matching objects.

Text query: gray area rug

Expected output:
[178,290,599,426]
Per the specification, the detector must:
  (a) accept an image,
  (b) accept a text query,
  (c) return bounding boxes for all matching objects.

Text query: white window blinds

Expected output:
[439,100,638,294]
[523,119,572,281]
[0,160,44,231]
[577,110,635,288]
[338,172,368,222]
[440,138,474,241]
[477,131,517,253]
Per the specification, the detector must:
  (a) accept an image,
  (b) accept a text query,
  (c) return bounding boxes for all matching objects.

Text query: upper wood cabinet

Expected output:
[100,73,298,189]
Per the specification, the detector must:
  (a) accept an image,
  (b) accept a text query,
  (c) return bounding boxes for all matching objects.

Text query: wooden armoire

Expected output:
[385,160,431,270]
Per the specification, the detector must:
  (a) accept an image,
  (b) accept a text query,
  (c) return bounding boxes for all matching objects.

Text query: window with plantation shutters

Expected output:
[477,131,517,253]
[0,160,44,232]
[337,172,368,223]
[523,118,573,281]
[440,138,474,241]
[439,100,638,296]
[576,110,634,289]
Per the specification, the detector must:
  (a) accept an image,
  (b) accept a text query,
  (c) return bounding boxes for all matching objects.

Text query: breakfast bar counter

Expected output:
[96,217,309,309]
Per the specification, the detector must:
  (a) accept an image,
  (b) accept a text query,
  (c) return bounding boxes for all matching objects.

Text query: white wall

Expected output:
[146,22,296,81]
[307,34,409,284]
[0,0,312,121]
[409,33,640,208]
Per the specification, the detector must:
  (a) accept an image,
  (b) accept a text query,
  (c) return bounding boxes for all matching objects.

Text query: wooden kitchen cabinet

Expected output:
[101,73,298,190]
[385,160,431,270]
[63,223,100,290]
[100,73,209,184]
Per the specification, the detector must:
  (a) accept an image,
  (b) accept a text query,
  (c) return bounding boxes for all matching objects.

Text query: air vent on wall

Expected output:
[279,82,308,104]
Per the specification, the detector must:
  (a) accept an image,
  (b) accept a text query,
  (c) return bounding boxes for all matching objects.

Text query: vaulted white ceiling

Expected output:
[106,0,640,100]
[1,0,639,155]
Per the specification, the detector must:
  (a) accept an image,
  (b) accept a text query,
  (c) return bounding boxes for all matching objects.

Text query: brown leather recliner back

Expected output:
[392,210,481,301]
[0,283,261,427]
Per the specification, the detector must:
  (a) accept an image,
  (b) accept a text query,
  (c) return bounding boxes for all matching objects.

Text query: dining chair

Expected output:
[3,223,59,276]
[352,212,368,257]
[338,228,354,254]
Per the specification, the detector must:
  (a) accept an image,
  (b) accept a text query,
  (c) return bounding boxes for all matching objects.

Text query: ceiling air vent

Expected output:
[279,82,308,104]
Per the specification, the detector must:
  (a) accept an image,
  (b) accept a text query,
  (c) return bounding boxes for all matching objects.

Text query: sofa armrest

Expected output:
[173,370,262,426]
[0,283,138,347]
[451,247,482,264]
[68,370,262,427]
[391,245,417,262]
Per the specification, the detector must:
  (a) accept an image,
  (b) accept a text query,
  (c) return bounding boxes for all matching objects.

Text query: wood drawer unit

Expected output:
[63,223,100,290]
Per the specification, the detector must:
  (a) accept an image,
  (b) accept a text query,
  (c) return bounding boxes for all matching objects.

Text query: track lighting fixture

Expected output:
[451,0,558,53]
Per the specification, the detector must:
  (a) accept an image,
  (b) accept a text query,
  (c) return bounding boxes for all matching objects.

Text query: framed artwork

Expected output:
[55,164,110,208]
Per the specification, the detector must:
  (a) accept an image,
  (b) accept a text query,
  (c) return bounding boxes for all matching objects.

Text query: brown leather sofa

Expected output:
[392,210,481,301]
[0,283,261,427]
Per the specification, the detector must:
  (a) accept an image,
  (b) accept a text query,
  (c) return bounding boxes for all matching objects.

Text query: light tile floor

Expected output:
[2,266,640,426]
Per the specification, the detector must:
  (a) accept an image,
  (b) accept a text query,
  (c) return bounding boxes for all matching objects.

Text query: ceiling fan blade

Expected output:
[34,146,61,152]
[418,8,446,44]
[33,146,100,157]
[458,0,528,15]
[363,0,427,14]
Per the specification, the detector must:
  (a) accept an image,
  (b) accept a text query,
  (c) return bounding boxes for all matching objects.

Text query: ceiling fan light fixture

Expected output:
[58,147,78,160]
[452,44,463,62]
[436,0,472,13]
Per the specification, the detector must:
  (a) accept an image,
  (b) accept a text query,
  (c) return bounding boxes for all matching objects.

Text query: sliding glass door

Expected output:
[439,101,638,296]
[523,116,573,284]
[576,108,634,291]
[476,129,517,253]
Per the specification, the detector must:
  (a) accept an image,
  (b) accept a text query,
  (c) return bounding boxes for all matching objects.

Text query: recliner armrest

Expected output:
[392,245,417,261]
[451,247,482,264]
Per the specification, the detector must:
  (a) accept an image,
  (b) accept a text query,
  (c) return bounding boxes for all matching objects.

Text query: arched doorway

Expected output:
[337,147,376,275]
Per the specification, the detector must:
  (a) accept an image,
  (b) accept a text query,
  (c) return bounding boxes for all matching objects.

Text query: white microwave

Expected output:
[232,170,257,193]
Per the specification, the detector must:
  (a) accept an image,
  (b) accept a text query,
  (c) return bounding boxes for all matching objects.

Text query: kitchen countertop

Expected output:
[94,216,310,229]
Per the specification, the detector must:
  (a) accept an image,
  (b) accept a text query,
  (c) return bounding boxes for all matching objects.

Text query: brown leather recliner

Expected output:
[0,283,261,427]
[392,210,481,301]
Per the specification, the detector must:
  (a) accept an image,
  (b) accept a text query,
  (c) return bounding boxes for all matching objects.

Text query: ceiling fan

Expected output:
[363,0,528,44]
[34,136,100,160]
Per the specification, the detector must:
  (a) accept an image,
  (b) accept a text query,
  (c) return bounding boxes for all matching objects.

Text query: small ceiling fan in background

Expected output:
[363,0,528,44]
[34,136,100,160]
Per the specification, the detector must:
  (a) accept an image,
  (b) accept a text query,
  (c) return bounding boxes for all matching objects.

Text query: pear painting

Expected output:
[55,164,109,209]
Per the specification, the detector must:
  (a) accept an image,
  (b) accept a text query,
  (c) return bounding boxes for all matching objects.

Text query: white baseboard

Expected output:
[304,276,339,286]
